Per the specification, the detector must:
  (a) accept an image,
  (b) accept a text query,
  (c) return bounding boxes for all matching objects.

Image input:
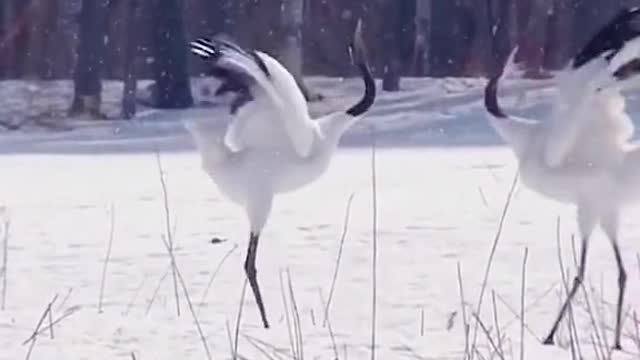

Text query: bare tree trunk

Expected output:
[24,0,48,78]
[69,0,109,118]
[413,0,431,76]
[148,0,193,108]
[381,0,406,91]
[1,0,17,79]
[281,0,321,101]
[517,0,553,77]
[121,0,138,119]
[467,0,491,75]
[545,0,574,69]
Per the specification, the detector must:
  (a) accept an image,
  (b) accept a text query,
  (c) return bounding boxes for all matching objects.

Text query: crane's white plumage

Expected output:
[186,21,376,329]
[484,7,640,349]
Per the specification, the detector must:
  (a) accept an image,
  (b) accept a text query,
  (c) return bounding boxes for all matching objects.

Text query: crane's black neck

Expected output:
[346,63,376,117]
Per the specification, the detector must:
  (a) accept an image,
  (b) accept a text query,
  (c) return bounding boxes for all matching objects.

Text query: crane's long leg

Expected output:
[543,236,589,345]
[245,232,269,328]
[602,208,625,350]
[611,240,626,350]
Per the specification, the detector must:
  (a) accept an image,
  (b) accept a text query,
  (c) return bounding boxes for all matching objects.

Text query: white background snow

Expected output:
[1,76,640,359]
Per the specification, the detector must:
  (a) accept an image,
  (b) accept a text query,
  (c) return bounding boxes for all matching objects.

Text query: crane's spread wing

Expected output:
[191,37,315,157]
[543,7,640,168]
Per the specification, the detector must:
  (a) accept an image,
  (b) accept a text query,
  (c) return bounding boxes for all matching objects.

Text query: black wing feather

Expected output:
[190,36,270,114]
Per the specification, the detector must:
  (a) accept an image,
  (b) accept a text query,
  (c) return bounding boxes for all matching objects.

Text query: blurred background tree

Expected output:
[0,0,638,118]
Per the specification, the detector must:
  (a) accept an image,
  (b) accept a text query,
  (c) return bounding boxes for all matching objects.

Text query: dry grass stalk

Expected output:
[471,311,505,360]
[470,172,519,357]
[98,204,116,313]
[519,248,528,360]
[554,218,580,357]
[57,287,73,311]
[24,305,81,343]
[568,236,607,357]
[491,291,504,356]
[244,334,278,360]
[323,192,356,327]
[152,216,213,359]
[198,243,239,314]
[457,262,470,359]
[123,276,147,316]
[145,213,179,314]
[1,213,9,310]
[24,294,58,359]
[242,334,291,360]
[234,280,249,360]
[286,269,304,360]
[318,288,340,359]
[280,271,297,358]
[47,301,54,340]
[369,126,379,360]
[634,312,640,355]
[226,320,235,359]
[154,149,181,316]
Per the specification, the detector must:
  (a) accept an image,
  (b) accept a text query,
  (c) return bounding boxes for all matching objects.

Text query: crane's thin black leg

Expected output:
[611,240,626,350]
[245,232,269,328]
[543,237,589,345]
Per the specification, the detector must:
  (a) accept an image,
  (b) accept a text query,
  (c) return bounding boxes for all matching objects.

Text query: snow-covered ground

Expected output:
[0,76,564,153]
[1,77,640,359]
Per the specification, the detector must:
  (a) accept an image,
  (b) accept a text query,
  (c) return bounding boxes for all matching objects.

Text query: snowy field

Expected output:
[2,77,640,359]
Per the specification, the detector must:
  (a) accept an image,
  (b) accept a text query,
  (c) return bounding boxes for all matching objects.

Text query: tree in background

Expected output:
[280,0,320,101]
[69,0,109,118]
[381,0,415,91]
[147,0,193,108]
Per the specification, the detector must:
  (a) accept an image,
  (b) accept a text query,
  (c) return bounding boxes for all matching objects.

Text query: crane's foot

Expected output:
[542,335,555,346]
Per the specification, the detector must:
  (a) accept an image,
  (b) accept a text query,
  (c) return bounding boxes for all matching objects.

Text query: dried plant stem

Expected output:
[243,334,291,360]
[519,247,528,360]
[124,276,147,316]
[633,311,640,355]
[287,269,304,360]
[318,288,340,360]
[471,312,505,360]
[155,149,181,317]
[24,294,58,359]
[57,288,73,311]
[554,218,580,357]
[47,302,54,339]
[244,334,278,360]
[23,306,80,344]
[457,262,470,359]
[1,216,9,310]
[160,234,213,360]
[198,243,239,313]
[420,307,425,337]
[280,270,297,358]
[151,164,213,360]
[234,279,249,360]
[568,236,605,357]
[323,192,356,327]
[226,321,235,360]
[491,291,503,356]
[370,127,379,360]
[98,204,116,313]
[470,172,519,355]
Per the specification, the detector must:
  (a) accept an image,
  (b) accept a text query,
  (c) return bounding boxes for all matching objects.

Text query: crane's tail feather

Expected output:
[190,36,272,114]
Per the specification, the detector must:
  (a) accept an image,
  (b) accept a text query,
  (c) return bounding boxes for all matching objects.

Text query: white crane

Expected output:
[186,21,375,328]
[484,7,640,350]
